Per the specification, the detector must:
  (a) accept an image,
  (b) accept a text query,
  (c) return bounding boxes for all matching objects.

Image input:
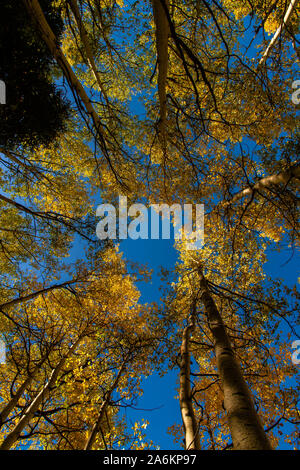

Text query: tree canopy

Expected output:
[0,0,299,451]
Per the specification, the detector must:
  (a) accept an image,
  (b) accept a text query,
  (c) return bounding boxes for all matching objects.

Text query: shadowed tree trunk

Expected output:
[0,279,80,311]
[67,0,110,105]
[84,358,128,450]
[0,336,83,450]
[0,345,57,428]
[22,0,121,186]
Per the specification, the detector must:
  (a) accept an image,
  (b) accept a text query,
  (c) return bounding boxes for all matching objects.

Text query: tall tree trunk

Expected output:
[197,266,272,450]
[0,376,33,431]
[0,346,56,428]
[0,337,83,450]
[259,0,298,66]
[84,359,127,450]
[68,0,110,105]
[179,302,201,450]
[22,0,121,186]
[227,164,300,205]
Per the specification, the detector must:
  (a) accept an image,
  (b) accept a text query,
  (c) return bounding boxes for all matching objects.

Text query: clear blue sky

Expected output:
[62,3,299,448]
[120,237,179,449]
[117,233,299,450]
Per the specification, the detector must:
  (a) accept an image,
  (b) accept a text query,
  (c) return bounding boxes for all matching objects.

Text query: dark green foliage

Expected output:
[0,0,71,149]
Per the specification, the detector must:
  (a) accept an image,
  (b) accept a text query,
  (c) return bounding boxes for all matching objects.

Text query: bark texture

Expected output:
[197,266,272,450]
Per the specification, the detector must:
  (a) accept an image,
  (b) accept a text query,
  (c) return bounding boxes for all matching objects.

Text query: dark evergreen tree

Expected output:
[0,0,70,148]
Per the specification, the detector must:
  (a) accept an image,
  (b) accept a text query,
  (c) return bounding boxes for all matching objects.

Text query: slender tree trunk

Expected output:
[0,376,33,430]
[22,0,120,184]
[179,302,201,450]
[0,191,92,241]
[228,164,300,205]
[0,337,83,450]
[0,147,43,178]
[0,279,79,311]
[84,359,127,450]
[0,346,55,428]
[68,0,110,105]
[197,266,272,450]
[259,0,298,66]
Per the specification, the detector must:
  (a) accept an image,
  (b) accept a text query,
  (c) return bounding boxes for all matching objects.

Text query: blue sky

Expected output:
[116,231,299,450]
[0,0,299,453]
[57,2,299,449]
[120,237,179,449]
